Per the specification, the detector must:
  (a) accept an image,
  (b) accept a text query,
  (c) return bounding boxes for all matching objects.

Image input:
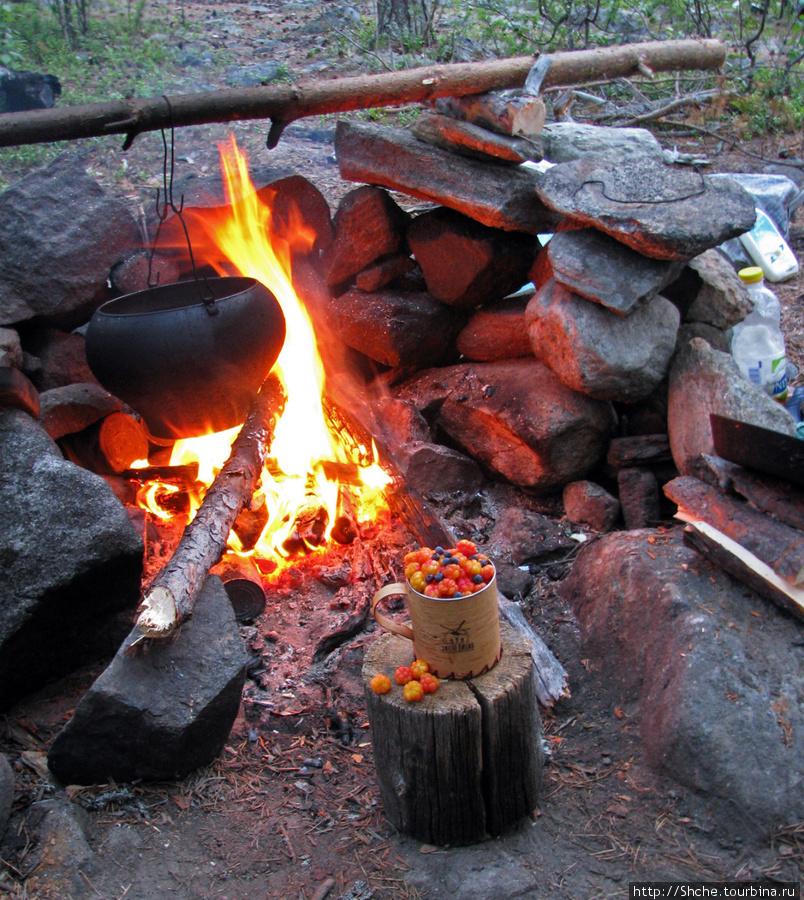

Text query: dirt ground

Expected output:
[2,2,804,898]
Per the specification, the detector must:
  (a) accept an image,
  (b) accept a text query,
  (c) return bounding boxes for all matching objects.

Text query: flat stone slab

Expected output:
[534,152,757,260]
[547,227,684,314]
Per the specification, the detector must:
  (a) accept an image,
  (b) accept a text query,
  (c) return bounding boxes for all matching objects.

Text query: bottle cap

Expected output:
[739,266,764,284]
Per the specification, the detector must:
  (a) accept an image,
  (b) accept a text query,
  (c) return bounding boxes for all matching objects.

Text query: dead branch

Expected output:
[0,39,725,149]
[134,373,286,641]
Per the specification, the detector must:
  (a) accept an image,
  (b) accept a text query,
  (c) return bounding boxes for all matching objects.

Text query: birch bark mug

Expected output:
[371,570,502,680]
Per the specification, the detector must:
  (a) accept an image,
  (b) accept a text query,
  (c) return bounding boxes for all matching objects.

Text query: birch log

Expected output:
[134,373,286,640]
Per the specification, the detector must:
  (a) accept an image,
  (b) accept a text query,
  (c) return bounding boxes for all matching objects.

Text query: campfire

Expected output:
[99,138,393,615]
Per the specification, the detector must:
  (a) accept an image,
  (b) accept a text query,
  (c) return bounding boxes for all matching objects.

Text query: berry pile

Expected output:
[403,539,494,598]
[369,659,440,702]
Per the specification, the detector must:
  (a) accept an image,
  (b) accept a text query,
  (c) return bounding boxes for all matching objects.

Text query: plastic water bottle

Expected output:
[731,267,788,402]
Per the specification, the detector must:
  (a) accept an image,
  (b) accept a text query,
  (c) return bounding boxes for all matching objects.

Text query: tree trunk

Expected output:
[134,373,286,641]
[0,39,726,150]
[363,623,543,845]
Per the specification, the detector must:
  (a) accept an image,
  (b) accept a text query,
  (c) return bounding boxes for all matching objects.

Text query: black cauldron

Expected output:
[86,276,286,441]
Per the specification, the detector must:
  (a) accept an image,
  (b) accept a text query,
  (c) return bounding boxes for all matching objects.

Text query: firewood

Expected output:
[701,455,804,533]
[134,373,286,641]
[0,40,726,149]
[682,521,804,624]
[60,411,149,474]
[664,475,804,586]
[411,110,544,163]
[363,623,543,844]
[607,433,672,469]
[121,463,200,483]
[434,91,547,137]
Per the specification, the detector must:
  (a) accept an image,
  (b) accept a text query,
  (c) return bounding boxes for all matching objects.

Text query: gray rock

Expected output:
[0,409,143,710]
[398,440,484,496]
[0,327,22,368]
[680,249,753,329]
[541,122,663,164]
[38,383,122,440]
[0,753,12,840]
[23,328,99,392]
[547,228,684,315]
[525,279,680,403]
[563,480,621,532]
[0,153,140,328]
[47,576,246,784]
[560,527,804,837]
[225,61,283,86]
[397,359,615,492]
[22,798,94,896]
[667,338,796,478]
[534,152,757,260]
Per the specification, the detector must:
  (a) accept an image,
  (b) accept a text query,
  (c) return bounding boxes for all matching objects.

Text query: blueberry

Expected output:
[435,572,444,582]
[473,574,483,583]
[426,574,434,583]
[454,591,463,598]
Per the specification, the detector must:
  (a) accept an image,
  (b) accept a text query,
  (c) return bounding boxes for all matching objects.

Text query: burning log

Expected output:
[0,40,725,149]
[281,479,330,555]
[134,373,286,641]
[60,410,149,475]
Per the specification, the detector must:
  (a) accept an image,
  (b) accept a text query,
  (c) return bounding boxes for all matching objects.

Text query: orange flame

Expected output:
[139,136,390,572]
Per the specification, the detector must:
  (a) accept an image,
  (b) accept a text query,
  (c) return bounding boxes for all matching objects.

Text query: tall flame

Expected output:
[140,136,389,570]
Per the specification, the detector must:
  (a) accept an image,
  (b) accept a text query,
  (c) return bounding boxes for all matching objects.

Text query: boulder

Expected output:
[0,409,143,710]
[667,338,796,478]
[328,285,467,369]
[546,228,684,315]
[396,358,615,492]
[534,152,757,260]
[47,576,246,784]
[540,123,663,164]
[406,207,536,308]
[525,279,680,403]
[559,527,804,837]
[0,153,140,328]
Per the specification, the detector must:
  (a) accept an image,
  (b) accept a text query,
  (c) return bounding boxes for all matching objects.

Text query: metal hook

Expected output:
[146,96,217,314]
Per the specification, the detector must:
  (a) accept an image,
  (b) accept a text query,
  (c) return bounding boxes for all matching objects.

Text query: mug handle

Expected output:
[372,583,414,640]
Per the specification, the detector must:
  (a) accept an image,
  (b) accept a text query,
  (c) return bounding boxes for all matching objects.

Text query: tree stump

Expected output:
[362,622,543,845]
